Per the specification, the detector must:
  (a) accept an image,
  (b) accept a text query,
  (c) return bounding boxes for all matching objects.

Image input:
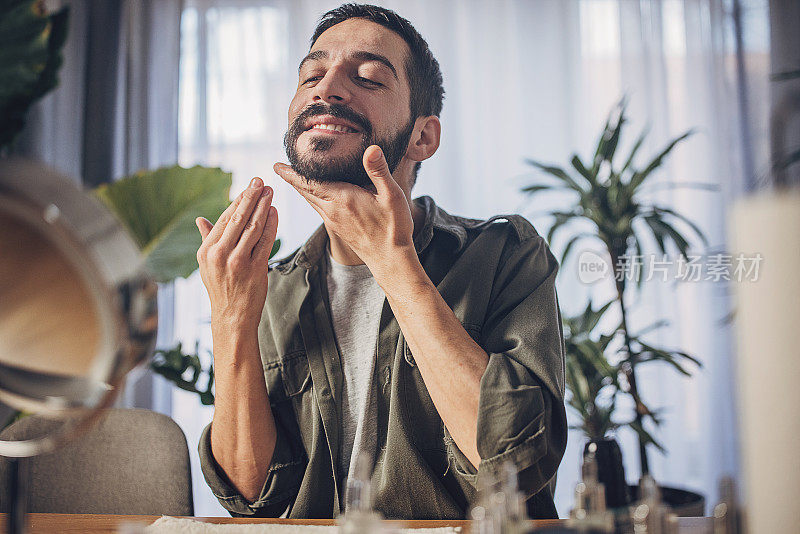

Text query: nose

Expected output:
[312,67,352,104]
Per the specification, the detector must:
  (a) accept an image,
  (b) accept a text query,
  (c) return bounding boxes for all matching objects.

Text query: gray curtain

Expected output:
[768,0,800,189]
[11,0,184,413]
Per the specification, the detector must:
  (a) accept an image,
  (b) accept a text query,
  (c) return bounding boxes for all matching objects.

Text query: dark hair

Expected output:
[310,4,445,179]
[311,3,444,118]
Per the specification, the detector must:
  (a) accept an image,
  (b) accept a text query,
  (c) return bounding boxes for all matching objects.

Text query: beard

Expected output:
[284,102,415,189]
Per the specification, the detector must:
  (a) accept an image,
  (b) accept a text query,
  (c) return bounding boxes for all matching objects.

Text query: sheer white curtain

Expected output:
[173,0,769,516]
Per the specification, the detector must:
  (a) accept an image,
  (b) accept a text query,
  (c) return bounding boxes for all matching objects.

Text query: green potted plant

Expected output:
[0,0,69,153]
[523,99,711,514]
[563,300,630,508]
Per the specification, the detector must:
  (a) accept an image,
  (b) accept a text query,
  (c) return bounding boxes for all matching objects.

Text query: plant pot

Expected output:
[628,484,705,517]
[584,438,630,508]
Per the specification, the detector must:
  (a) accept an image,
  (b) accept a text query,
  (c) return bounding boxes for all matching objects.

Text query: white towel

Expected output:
[139,516,461,534]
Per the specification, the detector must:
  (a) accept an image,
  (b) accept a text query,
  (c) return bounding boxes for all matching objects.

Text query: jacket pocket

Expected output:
[264,351,311,404]
[280,351,311,398]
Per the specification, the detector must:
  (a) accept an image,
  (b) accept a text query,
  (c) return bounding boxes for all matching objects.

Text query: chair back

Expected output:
[0,408,193,515]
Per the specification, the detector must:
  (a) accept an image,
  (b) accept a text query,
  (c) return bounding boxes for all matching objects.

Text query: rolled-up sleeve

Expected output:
[198,294,308,517]
[448,229,568,505]
[198,414,306,517]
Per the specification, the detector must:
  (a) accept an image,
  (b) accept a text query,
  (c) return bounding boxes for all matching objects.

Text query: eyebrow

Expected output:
[298,49,399,80]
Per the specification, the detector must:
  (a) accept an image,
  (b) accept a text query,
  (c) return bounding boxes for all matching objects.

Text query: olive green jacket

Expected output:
[199,196,568,520]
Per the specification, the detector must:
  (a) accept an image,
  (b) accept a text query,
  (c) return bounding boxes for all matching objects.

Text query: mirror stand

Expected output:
[6,458,27,534]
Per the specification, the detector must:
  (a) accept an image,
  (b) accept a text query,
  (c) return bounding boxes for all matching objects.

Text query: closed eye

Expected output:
[356,76,382,87]
[303,76,322,84]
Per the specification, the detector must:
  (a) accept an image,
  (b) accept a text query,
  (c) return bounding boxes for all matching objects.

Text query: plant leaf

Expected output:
[653,218,691,258]
[628,419,666,453]
[642,181,719,192]
[629,130,693,191]
[620,126,650,177]
[593,100,626,170]
[545,210,581,245]
[650,206,708,247]
[270,238,281,260]
[559,232,597,267]
[632,319,670,337]
[773,147,800,173]
[770,69,800,82]
[525,159,587,193]
[521,184,565,196]
[643,214,668,255]
[94,165,232,282]
[0,1,70,149]
[570,155,597,185]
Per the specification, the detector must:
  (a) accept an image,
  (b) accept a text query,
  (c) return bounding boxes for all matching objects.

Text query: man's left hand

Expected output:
[273,145,415,270]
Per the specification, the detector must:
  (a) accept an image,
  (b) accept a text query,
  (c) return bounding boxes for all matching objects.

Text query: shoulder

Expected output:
[459,213,542,245]
[444,210,558,282]
[420,195,543,252]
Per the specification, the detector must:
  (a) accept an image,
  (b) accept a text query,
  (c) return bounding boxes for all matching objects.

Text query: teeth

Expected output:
[311,123,356,133]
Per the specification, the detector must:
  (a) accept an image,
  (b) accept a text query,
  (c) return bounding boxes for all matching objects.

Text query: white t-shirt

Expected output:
[325,250,385,500]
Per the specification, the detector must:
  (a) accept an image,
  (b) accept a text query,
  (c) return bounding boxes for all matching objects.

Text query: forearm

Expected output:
[371,249,488,469]
[210,327,277,503]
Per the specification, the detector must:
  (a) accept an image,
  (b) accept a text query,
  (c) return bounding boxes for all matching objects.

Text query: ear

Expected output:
[405,115,441,163]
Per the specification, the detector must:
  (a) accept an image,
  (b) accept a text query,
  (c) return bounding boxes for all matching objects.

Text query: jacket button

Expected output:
[382,367,391,394]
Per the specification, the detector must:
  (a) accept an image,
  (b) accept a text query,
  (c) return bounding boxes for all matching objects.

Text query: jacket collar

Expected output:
[273,196,469,275]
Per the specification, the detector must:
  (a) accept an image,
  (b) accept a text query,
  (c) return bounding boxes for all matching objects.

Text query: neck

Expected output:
[326,197,425,266]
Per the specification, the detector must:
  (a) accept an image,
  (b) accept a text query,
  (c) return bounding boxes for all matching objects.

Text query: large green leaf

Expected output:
[94,165,232,282]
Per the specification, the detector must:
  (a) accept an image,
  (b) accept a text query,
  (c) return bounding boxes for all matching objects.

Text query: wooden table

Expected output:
[0,514,713,533]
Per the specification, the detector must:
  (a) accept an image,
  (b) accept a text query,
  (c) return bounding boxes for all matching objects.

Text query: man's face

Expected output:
[284,18,415,189]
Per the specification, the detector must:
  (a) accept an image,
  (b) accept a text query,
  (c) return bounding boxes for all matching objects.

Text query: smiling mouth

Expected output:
[306,123,360,134]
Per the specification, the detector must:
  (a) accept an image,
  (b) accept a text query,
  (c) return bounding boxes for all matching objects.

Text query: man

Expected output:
[195,3,567,520]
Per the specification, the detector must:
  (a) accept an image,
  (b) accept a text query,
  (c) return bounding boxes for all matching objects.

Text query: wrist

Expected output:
[211,320,259,354]
[370,248,434,298]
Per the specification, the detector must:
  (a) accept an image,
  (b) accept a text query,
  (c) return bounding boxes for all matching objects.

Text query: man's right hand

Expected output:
[196,177,279,337]
[195,176,280,503]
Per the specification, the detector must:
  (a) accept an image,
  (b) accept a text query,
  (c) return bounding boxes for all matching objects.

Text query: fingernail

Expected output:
[263,186,273,197]
[369,147,383,162]
[250,177,263,189]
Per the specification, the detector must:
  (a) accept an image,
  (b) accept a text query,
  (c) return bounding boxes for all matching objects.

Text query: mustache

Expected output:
[291,102,373,136]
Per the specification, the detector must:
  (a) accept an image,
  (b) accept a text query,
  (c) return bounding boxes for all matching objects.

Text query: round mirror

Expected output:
[0,159,157,458]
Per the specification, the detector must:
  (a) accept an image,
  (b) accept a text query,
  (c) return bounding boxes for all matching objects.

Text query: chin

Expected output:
[301,133,362,152]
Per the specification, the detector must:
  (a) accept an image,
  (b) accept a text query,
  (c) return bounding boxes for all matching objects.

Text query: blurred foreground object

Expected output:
[0,158,158,532]
[338,452,382,534]
[469,461,531,534]
[729,191,800,534]
[568,444,614,533]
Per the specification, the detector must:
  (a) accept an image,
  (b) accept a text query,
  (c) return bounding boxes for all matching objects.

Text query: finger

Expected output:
[362,145,397,196]
[273,163,334,202]
[205,190,245,245]
[237,187,273,256]
[217,178,265,251]
[253,205,279,261]
[196,217,213,240]
[288,179,326,214]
